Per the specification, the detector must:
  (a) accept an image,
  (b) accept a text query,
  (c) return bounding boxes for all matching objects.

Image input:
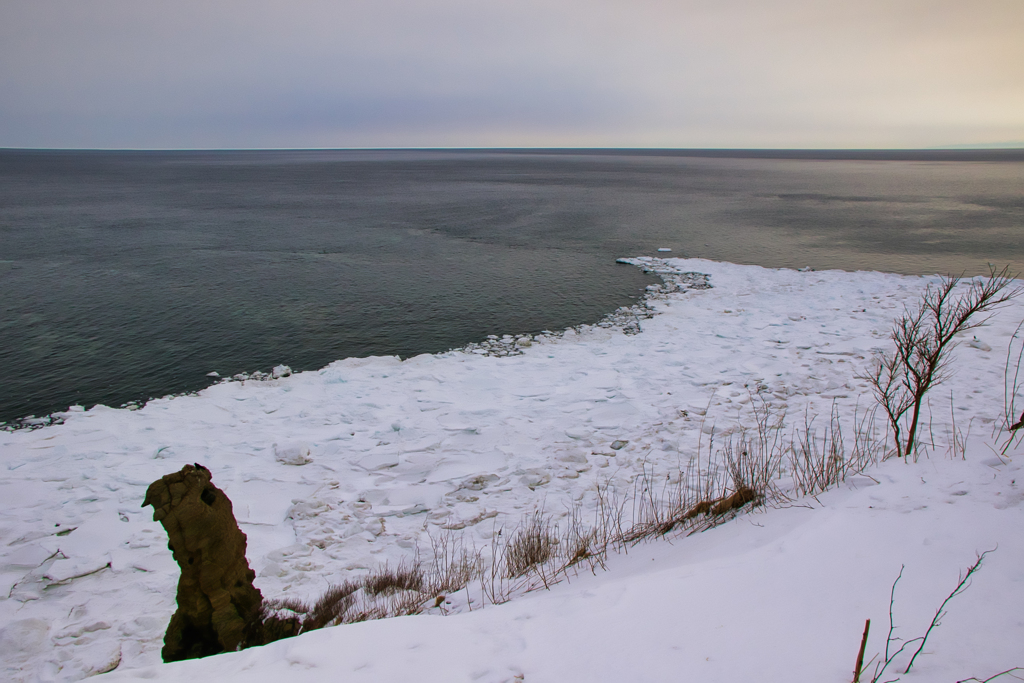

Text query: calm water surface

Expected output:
[1,149,1022,424]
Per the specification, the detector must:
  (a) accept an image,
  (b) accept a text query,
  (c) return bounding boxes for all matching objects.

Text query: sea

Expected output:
[1,148,1022,426]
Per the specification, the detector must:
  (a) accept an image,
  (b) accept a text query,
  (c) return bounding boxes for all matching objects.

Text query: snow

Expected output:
[2,258,1023,682]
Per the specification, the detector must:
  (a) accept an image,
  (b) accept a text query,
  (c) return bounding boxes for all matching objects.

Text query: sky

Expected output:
[1,0,1023,149]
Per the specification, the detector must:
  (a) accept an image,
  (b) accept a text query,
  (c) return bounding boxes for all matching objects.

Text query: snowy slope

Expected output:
[2,258,1022,682]
[102,453,1024,683]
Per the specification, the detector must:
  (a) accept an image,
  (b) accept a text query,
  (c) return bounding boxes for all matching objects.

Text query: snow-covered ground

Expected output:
[2,258,1022,682]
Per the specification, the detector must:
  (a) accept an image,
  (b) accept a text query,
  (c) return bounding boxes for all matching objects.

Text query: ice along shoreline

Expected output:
[0,257,701,432]
[2,257,1022,681]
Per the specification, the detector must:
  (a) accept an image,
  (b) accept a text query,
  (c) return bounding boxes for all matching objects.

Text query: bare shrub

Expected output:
[623,456,712,541]
[867,267,1018,459]
[749,389,789,472]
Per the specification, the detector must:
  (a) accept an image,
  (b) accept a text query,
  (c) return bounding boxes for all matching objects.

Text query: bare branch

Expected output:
[957,667,1024,683]
[869,549,996,682]
[903,548,995,674]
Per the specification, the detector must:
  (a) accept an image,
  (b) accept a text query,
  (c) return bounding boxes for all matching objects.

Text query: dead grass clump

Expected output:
[481,398,892,606]
[303,581,362,629]
[504,511,558,578]
[244,607,299,647]
[364,561,425,595]
[563,530,595,568]
[560,503,602,572]
[622,453,761,543]
[673,481,761,523]
[791,405,848,496]
[426,529,482,595]
[682,499,714,520]
[790,402,882,497]
[247,579,361,645]
[675,484,759,523]
[621,399,784,544]
[243,535,488,646]
[709,485,759,515]
[724,435,783,499]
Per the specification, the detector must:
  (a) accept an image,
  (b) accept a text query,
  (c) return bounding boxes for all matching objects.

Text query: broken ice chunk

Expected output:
[273,442,312,466]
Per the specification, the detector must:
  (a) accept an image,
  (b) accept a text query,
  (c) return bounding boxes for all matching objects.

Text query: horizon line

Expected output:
[3,144,1024,151]
[4,146,1024,162]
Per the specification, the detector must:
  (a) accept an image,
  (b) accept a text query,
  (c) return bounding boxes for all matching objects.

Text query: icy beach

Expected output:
[2,258,1023,682]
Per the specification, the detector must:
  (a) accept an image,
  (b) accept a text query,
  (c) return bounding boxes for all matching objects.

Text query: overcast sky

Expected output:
[2,0,1022,149]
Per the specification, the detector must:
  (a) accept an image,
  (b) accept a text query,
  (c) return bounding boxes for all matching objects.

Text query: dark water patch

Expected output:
[1,149,1022,424]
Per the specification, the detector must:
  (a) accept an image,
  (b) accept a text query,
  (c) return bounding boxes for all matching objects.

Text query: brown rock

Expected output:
[142,463,263,662]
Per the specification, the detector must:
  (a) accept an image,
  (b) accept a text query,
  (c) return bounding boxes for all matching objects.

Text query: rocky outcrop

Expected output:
[142,464,262,662]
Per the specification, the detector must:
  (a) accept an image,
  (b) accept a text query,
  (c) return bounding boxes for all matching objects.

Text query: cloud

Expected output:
[1,0,1022,148]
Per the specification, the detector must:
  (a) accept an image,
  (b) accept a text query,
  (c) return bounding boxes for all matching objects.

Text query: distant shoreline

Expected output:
[3,148,1024,162]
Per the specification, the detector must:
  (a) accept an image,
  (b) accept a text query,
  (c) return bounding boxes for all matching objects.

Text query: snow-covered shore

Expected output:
[102,453,1023,683]
[2,258,1022,682]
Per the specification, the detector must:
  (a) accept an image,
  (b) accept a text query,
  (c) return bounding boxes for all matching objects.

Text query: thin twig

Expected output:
[958,667,1024,683]
[903,548,995,674]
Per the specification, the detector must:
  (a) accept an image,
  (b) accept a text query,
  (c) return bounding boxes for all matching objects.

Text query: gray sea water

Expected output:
[1,148,1022,425]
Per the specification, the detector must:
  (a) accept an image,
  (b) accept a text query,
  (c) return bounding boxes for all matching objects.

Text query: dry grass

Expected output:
[478,396,883,604]
[790,402,881,497]
[426,528,482,595]
[247,579,362,646]
[246,549,478,645]
[227,281,1017,659]
[503,511,558,579]
[364,560,425,595]
[244,395,893,650]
